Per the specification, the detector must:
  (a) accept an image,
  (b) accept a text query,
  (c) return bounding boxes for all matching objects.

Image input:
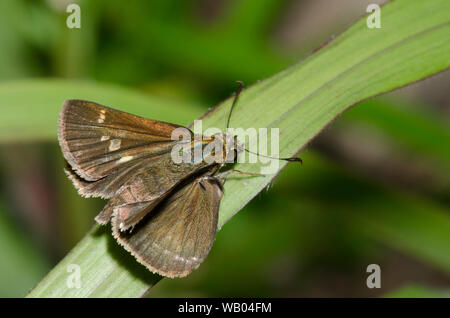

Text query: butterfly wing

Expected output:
[59,100,215,225]
[112,175,223,278]
[93,156,211,226]
[59,99,186,183]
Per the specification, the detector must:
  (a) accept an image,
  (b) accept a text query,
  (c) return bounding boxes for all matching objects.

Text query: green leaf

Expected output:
[385,285,450,298]
[0,79,204,142]
[24,0,450,297]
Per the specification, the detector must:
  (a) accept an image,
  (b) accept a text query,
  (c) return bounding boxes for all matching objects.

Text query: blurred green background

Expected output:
[0,0,449,297]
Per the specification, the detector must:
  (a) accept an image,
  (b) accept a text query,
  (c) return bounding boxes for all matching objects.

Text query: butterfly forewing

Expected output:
[58,99,186,184]
[112,175,223,278]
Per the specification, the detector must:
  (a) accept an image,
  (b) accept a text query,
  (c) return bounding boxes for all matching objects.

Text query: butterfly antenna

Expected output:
[244,148,302,164]
[225,82,301,165]
[226,81,244,130]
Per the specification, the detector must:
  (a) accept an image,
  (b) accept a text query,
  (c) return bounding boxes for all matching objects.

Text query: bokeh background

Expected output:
[0,0,449,297]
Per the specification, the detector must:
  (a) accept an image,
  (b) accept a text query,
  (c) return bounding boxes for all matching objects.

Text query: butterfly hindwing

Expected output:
[112,175,224,278]
[94,158,213,227]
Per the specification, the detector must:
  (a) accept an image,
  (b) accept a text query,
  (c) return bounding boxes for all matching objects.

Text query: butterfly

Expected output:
[58,83,300,278]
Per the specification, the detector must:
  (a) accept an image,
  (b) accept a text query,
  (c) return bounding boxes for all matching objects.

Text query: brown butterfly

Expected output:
[58,83,300,278]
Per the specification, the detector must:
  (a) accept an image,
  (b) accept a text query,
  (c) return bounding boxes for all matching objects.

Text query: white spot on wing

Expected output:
[97,110,106,123]
[109,139,121,151]
[101,136,110,141]
[151,242,199,264]
[118,155,133,163]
